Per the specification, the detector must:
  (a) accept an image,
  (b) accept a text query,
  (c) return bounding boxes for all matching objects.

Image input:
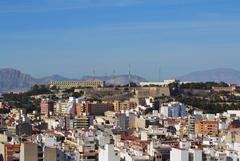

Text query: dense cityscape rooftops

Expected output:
[0,80,240,160]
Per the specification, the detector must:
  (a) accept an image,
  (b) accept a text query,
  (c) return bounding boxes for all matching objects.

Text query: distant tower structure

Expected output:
[113,70,116,88]
[158,67,161,81]
[128,64,131,89]
[93,69,96,80]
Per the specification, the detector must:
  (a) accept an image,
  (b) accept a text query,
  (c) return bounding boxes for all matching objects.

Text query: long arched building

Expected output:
[48,80,105,89]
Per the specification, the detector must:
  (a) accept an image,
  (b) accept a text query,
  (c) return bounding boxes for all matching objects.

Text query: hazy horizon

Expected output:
[1,0,240,80]
[1,67,240,83]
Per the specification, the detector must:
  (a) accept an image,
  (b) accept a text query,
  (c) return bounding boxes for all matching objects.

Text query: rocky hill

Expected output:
[0,68,38,92]
[178,68,240,84]
[0,69,71,92]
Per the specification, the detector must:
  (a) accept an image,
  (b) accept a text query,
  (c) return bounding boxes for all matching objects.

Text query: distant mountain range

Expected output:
[0,68,147,92]
[178,68,240,84]
[1,68,240,93]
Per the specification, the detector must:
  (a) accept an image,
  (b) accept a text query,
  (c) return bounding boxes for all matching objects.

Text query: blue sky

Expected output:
[1,0,240,80]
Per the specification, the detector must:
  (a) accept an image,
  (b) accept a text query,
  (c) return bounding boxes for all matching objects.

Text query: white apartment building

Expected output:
[140,80,176,87]
[161,102,186,118]
[99,144,120,161]
[170,148,202,161]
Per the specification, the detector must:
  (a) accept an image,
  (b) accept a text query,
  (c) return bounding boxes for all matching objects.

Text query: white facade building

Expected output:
[170,148,202,161]
[99,144,120,161]
[189,149,202,161]
[161,102,186,118]
[58,97,76,118]
[145,97,154,107]
[140,80,176,87]
[170,148,189,161]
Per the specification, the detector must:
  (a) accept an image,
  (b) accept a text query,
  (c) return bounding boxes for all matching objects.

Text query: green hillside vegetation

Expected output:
[1,85,52,113]
[172,82,240,114]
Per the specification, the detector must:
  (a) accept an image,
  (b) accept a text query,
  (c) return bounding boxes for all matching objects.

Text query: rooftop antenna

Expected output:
[128,64,131,89]
[158,67,161,82]
[113,70,116,88]
[93,69,96,80]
